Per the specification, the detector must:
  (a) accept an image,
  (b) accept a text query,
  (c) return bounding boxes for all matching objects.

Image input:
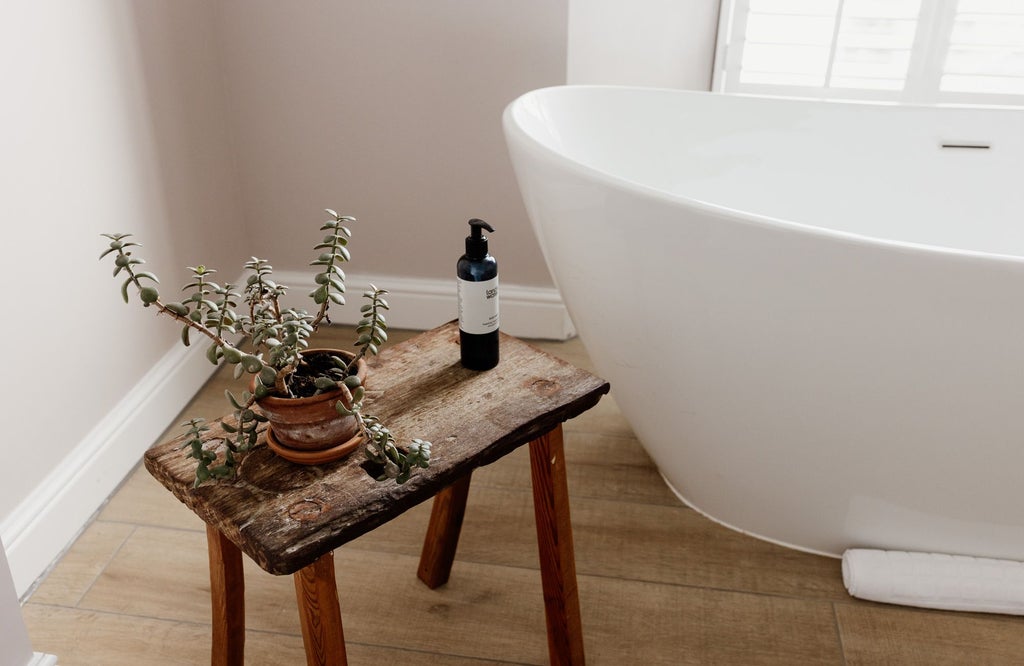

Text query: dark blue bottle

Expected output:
[457,219,499,370]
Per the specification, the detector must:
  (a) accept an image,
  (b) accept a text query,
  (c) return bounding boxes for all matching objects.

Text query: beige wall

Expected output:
[0,0,238,519]
[0,0,242,593]
[213,0,568,288]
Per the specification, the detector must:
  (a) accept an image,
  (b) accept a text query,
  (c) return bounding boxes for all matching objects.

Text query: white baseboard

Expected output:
[1,274,571,598]
[28,654,58,666]
[1,340,219,599]
[275,271,576,341]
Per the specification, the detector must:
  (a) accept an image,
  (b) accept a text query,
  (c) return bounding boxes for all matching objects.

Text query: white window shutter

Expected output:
[715,0,1024,105]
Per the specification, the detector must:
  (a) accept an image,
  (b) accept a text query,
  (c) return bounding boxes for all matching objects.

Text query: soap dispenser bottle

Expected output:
[457,219,499,370]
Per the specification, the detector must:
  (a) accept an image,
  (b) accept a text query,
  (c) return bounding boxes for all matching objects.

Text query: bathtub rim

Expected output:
[503,84,1024,267]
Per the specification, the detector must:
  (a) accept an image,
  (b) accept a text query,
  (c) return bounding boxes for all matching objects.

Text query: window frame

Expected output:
[712,0,1024,107]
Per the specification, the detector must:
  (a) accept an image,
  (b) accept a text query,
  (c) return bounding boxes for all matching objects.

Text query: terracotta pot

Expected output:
[253,349,368,452]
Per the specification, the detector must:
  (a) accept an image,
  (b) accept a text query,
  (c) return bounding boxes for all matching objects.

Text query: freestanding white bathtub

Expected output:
[504,85,1024,560]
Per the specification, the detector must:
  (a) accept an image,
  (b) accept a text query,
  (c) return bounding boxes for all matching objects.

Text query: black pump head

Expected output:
[465,218,495,259]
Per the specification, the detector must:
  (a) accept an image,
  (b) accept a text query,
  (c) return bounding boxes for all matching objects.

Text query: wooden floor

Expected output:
[22,326,1024,664]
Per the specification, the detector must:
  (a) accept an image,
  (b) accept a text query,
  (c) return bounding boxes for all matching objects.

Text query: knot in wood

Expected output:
[288,499,325,522]
[530,378,561,397]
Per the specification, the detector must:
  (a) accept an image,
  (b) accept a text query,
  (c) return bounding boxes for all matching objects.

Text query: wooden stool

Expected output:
[145,322,610,665]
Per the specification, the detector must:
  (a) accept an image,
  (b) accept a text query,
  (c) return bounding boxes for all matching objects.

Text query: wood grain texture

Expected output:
[144,321,610,576]
[418,473,473,589]
[529,426,585,665]
[294,553,347,666]
[835,602,1024,665]
[27,521,134,607]
[207,525,245,666]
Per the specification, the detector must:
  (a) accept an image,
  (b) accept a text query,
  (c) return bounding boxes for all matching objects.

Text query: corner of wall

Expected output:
[277,270,576,341]
[0,341,219,598]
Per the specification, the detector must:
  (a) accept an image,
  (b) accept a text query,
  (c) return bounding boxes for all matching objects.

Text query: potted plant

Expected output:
[100,209,430,486]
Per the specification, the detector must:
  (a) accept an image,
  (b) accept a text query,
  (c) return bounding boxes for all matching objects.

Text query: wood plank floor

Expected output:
[23,326,1024,664]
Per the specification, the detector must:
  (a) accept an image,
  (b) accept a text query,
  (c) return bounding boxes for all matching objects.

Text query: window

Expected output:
[713,0,1024,105]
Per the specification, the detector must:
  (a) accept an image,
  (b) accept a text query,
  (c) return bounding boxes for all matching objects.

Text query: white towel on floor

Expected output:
[842,548,1024,615]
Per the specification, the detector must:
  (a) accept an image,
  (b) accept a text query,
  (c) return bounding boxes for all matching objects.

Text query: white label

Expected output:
[458,276,499,334]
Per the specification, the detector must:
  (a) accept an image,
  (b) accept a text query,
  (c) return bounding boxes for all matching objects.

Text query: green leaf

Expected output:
[314,377,337,390]
[206,343,220,365]
[139,286,159,304]
[181,325,191,347]
[165,302,188,316]
[241,355,263,374]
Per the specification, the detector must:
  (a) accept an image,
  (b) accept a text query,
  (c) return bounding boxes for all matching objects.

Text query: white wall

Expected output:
[213,0,568,291]
[568,0,722,90]
[0,0,242,596]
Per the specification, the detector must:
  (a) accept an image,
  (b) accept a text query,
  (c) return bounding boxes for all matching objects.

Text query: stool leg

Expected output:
[418,472,473,588]
[529,425,586,665]
[206,525,245,666]
[294,552,348,666]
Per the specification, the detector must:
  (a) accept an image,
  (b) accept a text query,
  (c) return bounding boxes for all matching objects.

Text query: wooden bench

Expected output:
[144,321,610,665]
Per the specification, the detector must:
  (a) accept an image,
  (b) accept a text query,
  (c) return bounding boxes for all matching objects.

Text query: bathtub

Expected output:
[503,86,1024,560]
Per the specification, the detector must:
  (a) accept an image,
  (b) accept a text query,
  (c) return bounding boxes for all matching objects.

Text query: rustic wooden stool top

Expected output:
[145,321,610,665]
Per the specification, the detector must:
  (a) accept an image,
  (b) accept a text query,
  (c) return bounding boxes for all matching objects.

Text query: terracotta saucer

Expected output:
[265,427,363,465]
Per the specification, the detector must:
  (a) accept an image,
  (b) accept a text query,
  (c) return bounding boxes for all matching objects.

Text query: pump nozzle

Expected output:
[465,219,495,259]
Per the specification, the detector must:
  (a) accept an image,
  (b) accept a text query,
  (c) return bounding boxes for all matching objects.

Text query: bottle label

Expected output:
[458,276,499,335]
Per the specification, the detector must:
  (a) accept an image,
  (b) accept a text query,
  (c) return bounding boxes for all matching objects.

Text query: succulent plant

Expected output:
[100,209,430,486]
